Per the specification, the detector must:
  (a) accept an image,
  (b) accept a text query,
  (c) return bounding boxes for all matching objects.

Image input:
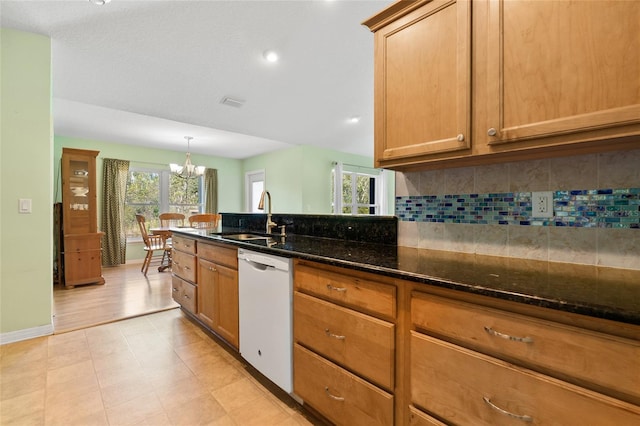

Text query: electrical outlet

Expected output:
[531,191,554,218]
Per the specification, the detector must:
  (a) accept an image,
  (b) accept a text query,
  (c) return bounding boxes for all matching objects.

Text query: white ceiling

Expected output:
[0,0,392,159]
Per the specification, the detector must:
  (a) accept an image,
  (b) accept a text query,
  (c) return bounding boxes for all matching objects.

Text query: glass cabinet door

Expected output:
[62,148,99,235]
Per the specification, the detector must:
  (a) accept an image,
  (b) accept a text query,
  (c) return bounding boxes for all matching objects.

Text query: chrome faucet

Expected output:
[258,190,277,234]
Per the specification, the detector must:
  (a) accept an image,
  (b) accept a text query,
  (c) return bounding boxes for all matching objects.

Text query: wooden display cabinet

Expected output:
[61,148,104,288]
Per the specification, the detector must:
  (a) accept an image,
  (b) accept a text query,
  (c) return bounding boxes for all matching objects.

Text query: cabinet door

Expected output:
[373,0,471,165]
[197,258,216,329]
[197,258,239,348]
[486,0,640,145]
[61,148,98,235]
[214,263,239,349]
[64,250,102,286]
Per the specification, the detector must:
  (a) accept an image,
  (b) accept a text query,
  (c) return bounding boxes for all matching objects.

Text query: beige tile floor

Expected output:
[0,309,319,426]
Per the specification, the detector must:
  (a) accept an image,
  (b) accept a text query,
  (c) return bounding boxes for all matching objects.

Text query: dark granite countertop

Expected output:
[173,229,640,326]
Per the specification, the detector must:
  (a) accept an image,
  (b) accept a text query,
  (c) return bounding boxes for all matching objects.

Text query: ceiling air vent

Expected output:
[220,96,245,108]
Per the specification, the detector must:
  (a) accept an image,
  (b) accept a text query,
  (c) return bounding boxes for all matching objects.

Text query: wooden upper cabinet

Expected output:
[364,0,640,170]
[485,0,640,146]
[365,0,471,167]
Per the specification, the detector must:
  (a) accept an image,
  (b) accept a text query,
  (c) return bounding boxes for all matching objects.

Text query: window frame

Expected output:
[332,162,387,216]
[125,167,204,241]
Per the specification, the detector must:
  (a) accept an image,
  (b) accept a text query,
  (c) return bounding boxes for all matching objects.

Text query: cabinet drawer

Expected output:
[293,344,394,426]
[294,292,395,391]
[411,332,640,425]
[294,263,396,319]
[172,249,196,283]
[64,234,101,251]
[172,275,196,314]
[172,235,196,254]
[408,405,446,426]
[411,292,640,402]
[198,242,237,269]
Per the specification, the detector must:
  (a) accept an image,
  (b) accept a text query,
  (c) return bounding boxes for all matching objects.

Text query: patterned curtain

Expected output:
[204,168,218,213]
[102,158,130,266]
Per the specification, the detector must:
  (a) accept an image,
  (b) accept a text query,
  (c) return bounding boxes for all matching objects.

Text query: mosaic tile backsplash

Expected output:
[396,188,640,229]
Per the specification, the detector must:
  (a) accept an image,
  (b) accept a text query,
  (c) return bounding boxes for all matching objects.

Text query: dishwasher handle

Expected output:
[241,258,276,271]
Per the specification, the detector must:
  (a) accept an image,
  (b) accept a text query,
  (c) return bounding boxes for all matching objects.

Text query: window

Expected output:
[332,162,386,215]
[245,170,265,213]
[125,168,203,239]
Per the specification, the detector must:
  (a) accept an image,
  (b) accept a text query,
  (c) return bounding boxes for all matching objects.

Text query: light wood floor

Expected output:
[0,309,316,425]
[53,262,179,333]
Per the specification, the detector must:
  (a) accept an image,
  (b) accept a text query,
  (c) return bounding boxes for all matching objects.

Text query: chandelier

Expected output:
[170,136,205,179]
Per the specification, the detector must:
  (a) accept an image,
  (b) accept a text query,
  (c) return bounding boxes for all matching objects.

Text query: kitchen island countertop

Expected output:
[173,228,640,326]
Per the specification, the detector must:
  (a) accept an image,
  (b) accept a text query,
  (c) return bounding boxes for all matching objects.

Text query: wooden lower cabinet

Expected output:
[63,233,104,288]
[293,260,398,425]
[171,275,196,314]
[197,257,239,348]
[294,292,395,391]
[411,292,640,403]
[196,242,239,349]
[172,248,196,283]
[410,332,640,425]
[294,344,394,426]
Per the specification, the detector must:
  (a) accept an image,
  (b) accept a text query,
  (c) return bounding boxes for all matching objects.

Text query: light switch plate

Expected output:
[19,198,32,214]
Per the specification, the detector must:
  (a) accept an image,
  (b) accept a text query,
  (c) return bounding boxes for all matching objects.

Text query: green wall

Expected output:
[242,145,394,215]
[1,28,53,334]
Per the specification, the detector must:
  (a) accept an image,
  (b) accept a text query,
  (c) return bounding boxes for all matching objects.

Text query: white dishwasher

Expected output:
[238,248,293,393]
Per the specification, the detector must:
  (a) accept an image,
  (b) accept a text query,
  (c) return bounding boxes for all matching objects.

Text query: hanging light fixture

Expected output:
[170,136,205,179]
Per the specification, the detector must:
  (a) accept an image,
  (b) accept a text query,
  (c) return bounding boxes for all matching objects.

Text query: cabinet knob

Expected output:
[172,287,179,292]
[487,128,497,136]
[456,133,465,142]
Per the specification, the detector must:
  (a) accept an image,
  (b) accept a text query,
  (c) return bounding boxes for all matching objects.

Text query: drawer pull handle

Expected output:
[172,287,179,292]
[324,387,344,401]
[325,328,346,340]
[184,266,191,271]
[483,396,532,422]
[183,294,190,300]
[174,261,180,266]
[208,266,216,272]
[326,283,347,292]
[484,326,533,343]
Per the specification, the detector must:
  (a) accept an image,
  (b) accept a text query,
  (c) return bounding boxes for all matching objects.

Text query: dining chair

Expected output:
[188,213,221,230]
[159,212,185,228]
[136,214,171,276]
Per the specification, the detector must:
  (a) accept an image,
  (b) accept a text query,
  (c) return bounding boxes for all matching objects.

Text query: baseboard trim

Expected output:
[0,323,54,345]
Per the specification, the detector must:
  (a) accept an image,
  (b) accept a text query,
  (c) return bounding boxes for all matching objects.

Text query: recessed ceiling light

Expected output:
[348,116,361,124]
[263,50,279,63]
[89,0,112,5]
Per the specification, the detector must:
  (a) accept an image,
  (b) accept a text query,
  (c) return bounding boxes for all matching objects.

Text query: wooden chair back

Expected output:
[136,214,171,275]
[188,213,221,229]
[136,214,164,249]
[159,212,185,228]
